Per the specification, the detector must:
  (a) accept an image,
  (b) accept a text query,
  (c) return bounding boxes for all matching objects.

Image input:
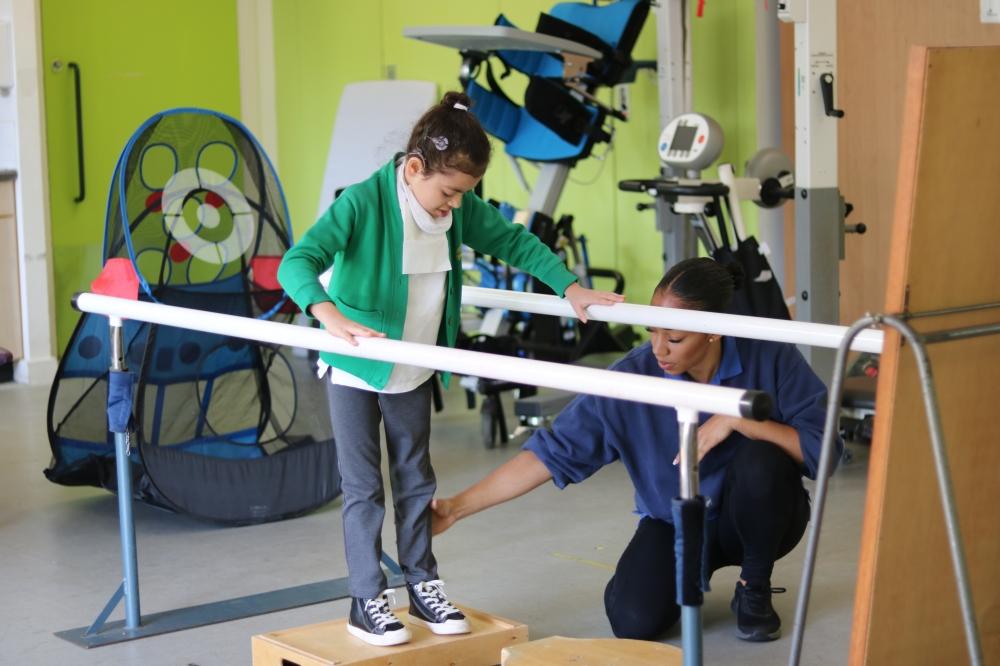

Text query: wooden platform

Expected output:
[251,604,528,666]
[501,636,683,665]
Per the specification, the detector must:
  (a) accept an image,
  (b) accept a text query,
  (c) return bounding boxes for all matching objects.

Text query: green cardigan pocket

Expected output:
[333,296,385,332]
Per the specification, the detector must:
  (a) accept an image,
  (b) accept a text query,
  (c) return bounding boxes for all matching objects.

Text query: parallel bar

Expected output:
[73,293,768,420]
[461,286,884,354]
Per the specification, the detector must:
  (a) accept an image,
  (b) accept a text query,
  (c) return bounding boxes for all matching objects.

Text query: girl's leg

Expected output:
[327,382,388,599]
[604,517,681,640]
[380,379,437,585]
[712,438,810,583]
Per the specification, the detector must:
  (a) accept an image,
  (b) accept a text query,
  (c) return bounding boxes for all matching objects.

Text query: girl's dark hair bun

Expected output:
[725,261,745,292]
[441,91,473,110]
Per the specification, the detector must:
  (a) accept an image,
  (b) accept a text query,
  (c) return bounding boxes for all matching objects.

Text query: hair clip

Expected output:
[429,136,449,151]
[453,102,468,111]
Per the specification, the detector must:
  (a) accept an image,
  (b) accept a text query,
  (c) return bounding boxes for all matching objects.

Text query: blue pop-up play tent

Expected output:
[45,108,340,525]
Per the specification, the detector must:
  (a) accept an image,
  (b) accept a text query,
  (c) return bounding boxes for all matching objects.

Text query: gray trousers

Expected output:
[326,379,438,598]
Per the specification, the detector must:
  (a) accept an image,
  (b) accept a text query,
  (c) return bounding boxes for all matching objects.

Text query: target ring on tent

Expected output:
[161,167,256,266]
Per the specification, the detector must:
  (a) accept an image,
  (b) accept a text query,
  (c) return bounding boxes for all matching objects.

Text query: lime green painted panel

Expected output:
[612,13,668,307]
[273,1,384,239]
[691,2,760,239]
[42,0,241,352]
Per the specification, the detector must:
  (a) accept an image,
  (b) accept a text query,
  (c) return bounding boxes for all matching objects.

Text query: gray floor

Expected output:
[0,379,867,665]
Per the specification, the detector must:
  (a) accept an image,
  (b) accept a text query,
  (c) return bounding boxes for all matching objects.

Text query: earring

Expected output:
[708,336,715,343]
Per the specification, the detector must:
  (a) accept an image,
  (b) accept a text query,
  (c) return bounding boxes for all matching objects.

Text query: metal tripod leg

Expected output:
[787,315,983,666]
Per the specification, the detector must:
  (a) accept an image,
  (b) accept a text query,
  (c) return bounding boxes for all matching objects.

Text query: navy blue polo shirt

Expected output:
[523,336,838,521]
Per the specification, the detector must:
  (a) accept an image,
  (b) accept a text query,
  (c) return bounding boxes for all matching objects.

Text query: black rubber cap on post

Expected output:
[740,390,773,421]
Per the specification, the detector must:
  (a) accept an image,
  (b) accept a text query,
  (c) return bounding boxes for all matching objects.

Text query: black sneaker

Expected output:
[407,579,471,635]
[347,590,411,646]
[730,581,786,642]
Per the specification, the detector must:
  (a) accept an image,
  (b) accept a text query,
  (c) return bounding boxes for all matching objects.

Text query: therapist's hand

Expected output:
[430,498,459,536]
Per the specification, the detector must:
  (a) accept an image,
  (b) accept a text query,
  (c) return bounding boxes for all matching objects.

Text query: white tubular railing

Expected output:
[73,293,771,420]
[461,286,885,354]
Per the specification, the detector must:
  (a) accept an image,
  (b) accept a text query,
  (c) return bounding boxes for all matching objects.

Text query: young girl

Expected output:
[432,258,839,643]
[278,91,623,646]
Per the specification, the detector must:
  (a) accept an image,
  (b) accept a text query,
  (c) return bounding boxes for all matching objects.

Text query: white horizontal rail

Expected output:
[74,293,769,420]
[461,286,884,354]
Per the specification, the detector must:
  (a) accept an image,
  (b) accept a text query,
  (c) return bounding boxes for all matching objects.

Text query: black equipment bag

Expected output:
[712,199,791,320]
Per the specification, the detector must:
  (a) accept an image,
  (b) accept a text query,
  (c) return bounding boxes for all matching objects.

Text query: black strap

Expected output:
[483,58,516,107]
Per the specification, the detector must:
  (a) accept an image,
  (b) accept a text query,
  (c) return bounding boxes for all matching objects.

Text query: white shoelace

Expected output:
[365,590,401,630]
[414,579,460,619]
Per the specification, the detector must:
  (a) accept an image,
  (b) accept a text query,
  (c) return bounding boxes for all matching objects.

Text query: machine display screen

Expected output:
[670,125,697,152]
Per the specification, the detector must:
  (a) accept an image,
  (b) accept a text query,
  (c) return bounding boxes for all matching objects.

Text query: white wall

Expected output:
[8,0,57,384]
[0,0,17,170]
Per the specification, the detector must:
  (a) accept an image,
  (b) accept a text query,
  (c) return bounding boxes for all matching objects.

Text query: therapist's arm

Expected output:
[730,418,803,463]
[682,415,804,465]
[431,450,552,535]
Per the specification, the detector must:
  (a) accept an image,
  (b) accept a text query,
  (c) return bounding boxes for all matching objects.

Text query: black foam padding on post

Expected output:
[672,496,706,607]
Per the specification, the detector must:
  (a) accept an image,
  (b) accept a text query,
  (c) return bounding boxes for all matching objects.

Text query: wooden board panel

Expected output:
[837,2,1000,323]
[251,604,528,666]
[501,636,682,665]
[850,46,1000,665]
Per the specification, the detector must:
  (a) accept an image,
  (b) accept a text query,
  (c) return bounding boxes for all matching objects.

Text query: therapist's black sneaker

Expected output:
[407,579,471,635]
[347,590,411,646]
[731,580,785,642]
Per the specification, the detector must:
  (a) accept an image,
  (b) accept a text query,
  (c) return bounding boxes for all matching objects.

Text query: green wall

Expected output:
[273,1,760,308]
[40,1,759,353]
[41,0,242,351]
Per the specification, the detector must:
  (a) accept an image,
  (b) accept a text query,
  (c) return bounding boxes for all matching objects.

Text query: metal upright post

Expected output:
[677,407,703,666]
[779,0,844,383]
[655,0,695,270]
[110,316,141,631]
[755,0,786,289]
[527,163,572,218]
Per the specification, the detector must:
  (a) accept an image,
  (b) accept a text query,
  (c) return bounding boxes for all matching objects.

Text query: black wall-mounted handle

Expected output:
[68,61,85,203]
[820,72,845,119]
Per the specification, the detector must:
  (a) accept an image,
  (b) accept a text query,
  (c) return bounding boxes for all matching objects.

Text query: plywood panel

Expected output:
[501,636,682,665]
[251,604,528,666]
[838,1,1000,323]
[850,46,1000,665]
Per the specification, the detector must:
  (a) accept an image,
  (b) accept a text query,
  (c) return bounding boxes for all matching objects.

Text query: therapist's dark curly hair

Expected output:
[406,91,492,178]
[654,257,744,313]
